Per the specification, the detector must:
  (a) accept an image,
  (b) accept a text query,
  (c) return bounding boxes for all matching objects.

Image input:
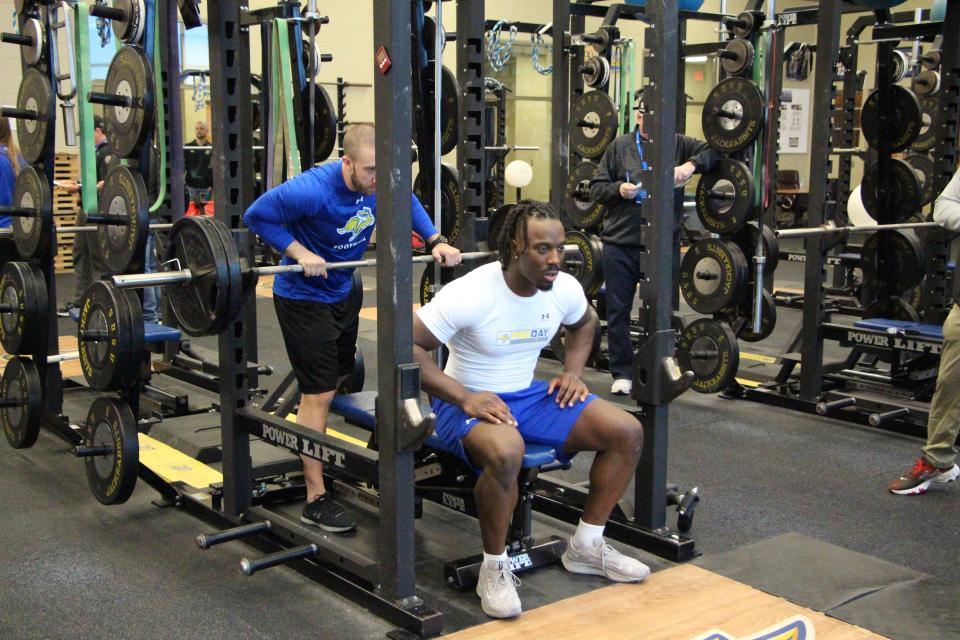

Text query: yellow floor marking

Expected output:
[283,413,370,448]
[740,352,778,364]
[735,377,761,388]
[447,564,885,639]
[138,433,223,489]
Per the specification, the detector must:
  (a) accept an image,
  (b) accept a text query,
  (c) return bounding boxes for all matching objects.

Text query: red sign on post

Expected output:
[375,46,392,75]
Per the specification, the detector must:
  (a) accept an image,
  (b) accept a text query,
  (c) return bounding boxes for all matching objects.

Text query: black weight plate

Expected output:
[730,221,780,274]
[418,266,455,306]
[486,204,511,247]
[97,165,149,273]
[718,289,777,343]
[15,68,52,164]
[20,17,44,66]
[862,296,920,322]
[912,69,940,97]
[301,38,320,77]
[11,166,52,259]
[702,77,764,154]
[114,286,145,391]
[731,11,755,38]
[581,56,610,89]
[677,319,740,394]
[860,86,921,153]
[1,356,42,448]
[888,49,909,83]
[912,96,940,152]
[549,305,602,366]
[414,163,464,243]
[78,281,143,391]
[861,229,925,294]
[921,49,941,70]
[0,261,46,355]
[301,82,337,163]
[423,65,459,156]
[861,159,921,223]
[103,46,155,158]
[564,161,606,230]
[561,230,604,295]
[421,16,444,56]
[84,397,139,505]
[695,158,754,234]
[112,0,145,44]
[720,38,754,76]
[906,153,937,206]
[206,217,247,335]
[164,217,233,337]
[569,91,618,160]
[679,238,748,314]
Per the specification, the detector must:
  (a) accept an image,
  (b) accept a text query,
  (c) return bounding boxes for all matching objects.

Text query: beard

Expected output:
[352,166,375,195]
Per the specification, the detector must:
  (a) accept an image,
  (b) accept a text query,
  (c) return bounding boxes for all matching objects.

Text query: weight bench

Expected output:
[854,317,944,341]
[68,308,183,345]
[329,391,567,588]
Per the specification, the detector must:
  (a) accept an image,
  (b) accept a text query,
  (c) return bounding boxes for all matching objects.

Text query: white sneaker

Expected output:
[476,561,522,618]
[562,538,651,583]
[611,379,632,395]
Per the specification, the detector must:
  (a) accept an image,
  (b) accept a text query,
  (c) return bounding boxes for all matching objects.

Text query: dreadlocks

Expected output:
[496,199,562,270]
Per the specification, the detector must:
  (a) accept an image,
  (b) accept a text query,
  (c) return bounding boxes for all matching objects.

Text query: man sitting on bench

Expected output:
[412,200,649,619]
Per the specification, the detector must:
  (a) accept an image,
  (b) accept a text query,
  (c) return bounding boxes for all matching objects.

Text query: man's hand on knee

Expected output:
[548,373,589,409]
[463,391,517,427]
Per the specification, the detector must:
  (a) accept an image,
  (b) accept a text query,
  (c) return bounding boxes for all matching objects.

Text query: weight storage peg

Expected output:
[1,16,45,66]
[89,0,146,45]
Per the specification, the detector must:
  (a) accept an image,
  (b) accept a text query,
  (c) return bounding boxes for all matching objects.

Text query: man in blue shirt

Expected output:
[244,124,461,531]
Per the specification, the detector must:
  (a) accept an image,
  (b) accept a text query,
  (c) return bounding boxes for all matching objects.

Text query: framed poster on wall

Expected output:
[778,88,810,155]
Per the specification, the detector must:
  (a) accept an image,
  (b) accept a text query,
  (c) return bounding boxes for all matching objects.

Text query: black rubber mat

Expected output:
[830,576,960,640]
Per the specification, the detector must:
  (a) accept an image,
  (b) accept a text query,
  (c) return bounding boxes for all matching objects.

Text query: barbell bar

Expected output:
[0,221,174,238]
[114,245,580,289]
[774,220,940,239]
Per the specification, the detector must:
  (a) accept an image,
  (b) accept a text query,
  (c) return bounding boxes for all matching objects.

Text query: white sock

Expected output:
[573,520,605,550]
[483,549,508,569]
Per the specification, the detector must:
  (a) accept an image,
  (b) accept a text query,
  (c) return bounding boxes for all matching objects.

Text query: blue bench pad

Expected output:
[68,308,182,343]
[329,391,558,468]
[854,318,944,340]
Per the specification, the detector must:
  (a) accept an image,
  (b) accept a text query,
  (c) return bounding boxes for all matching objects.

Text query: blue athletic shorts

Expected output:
[430,380,598,471]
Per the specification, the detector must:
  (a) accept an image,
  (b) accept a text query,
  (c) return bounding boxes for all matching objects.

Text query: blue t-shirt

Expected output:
[243,160,439,303]
[0,147,18,229]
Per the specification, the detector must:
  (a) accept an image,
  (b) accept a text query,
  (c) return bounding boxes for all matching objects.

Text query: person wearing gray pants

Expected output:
[889,168,960,495]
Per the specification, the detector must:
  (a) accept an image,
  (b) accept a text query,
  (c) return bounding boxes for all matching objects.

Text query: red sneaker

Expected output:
[888,457,959,495]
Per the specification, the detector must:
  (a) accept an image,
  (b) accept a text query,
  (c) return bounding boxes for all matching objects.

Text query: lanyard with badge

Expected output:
[626,129,648,203]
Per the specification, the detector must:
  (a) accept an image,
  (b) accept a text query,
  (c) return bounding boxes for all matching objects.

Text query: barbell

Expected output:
[108,216,580,337]
[774,220,940,239]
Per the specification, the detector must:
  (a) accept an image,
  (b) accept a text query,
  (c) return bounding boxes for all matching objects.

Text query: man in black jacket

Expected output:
[589,97,718,396]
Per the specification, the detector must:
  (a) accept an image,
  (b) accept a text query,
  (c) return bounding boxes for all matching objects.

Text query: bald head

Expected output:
[341,124,376,195]
[343,124,375,160]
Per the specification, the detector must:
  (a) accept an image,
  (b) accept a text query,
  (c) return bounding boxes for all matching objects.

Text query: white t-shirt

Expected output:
[417,261,588,393]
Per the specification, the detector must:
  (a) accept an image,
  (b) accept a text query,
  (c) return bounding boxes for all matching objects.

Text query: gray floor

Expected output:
[1,261,957,639]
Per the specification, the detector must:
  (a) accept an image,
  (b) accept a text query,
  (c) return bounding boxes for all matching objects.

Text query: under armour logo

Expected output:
[541,313,550,320]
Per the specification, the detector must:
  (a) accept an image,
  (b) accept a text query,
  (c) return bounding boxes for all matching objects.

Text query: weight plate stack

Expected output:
[84,397,140,505]
[564,161,606,230]
[102,46,155,158]
[695,158,754,234]
[97,165,150,274]
[679,238,748,314]
[1,356,42,449]
[15,68,52,164]
[10,166,52,259]
[860,159,921,222]
[78,281,144,391]
[677,319,740,394]
[702,77,764,154]
[860,86,921,153]
[561,230,604,296]
[413,163,463,243]
[569,91,618,160]
[0,261,47,356]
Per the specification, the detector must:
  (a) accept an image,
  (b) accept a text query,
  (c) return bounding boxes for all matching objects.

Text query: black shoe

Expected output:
[301,493,357,532]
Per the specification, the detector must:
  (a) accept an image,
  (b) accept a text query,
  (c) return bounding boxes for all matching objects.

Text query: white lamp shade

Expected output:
[505,160,533,188]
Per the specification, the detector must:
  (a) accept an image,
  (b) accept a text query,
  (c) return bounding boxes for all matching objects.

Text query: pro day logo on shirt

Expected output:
[495,328,551,346]
[337,207,375,243]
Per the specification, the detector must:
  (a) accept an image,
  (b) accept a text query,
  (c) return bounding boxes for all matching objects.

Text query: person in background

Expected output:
[185,120,213,216]
[888,167,960,495]
[588,94,719,396]
[0,117,27,265]
[60,116,116,310]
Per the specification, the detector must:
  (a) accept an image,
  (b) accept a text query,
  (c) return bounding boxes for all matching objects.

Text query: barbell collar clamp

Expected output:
[1,106,39,121]
[1,32,33,46]
[88,91,132,108]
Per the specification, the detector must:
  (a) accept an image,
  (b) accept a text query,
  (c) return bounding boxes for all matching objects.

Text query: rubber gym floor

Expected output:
[1,250,957,640]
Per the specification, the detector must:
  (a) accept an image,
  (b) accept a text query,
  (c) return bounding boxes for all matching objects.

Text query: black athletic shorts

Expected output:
[273,277,363,394]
